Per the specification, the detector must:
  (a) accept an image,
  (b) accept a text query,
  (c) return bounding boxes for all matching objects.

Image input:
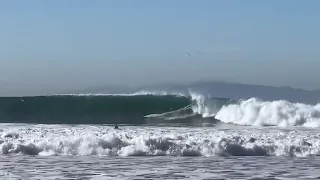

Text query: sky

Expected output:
[0,0,319,95]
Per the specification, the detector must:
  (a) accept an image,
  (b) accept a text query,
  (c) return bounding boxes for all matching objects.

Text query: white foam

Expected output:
[189,92,220,117]
[56,90,186,97]
[0,124,319,157]
[133,90,186,97]
[214,98,320,128]
[182,91,320,128]
[144,105,195,120]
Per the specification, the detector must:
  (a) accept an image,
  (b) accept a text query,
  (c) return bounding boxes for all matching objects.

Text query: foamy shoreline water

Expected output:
[1,124,319,179]
[0,124,319,157]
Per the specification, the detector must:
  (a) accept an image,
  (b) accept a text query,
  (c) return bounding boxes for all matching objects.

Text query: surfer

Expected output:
[114,124,119,129]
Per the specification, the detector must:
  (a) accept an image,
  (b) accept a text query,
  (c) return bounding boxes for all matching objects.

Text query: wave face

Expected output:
[1,91,320,127]
[0,94,191,124]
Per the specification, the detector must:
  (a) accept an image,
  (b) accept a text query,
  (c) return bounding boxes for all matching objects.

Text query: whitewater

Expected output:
[1,91,320,179]
[143,91,320,128]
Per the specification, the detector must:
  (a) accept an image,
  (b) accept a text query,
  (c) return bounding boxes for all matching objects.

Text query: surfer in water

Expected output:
[114,124,119,129]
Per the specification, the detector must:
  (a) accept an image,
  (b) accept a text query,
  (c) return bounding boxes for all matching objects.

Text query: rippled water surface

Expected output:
[1,156,320,180]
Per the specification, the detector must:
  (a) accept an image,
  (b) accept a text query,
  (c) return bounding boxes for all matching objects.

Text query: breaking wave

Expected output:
[1,90,320,128]
[215,98,320,128]
[141,91,320,128]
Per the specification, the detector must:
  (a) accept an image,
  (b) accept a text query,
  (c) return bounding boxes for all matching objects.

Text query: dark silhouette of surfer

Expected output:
[114,124,119,129]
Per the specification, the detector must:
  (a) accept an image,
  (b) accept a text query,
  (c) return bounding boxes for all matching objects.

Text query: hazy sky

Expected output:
[0,0,319,95]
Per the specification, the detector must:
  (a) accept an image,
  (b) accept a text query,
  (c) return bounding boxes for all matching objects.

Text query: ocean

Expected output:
[1,91,320,179]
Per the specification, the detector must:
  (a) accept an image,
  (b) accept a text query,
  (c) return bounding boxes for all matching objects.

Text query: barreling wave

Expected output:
[1,90,320,128]
[0,94,191,124]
